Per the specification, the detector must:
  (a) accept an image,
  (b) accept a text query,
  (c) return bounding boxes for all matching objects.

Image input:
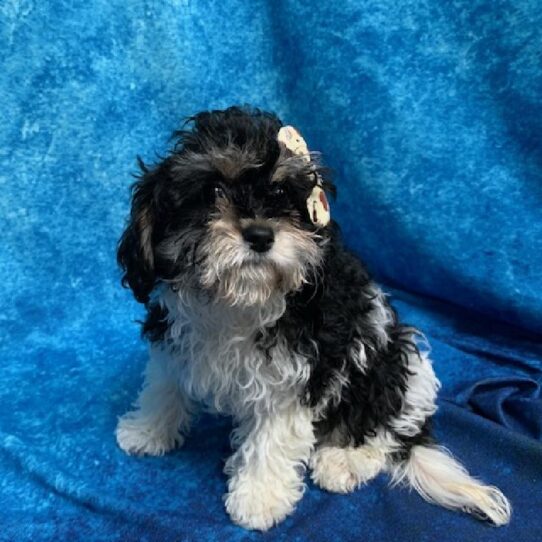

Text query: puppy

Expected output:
[116,106,511,530]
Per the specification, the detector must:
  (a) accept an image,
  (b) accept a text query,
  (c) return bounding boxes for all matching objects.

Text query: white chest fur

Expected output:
[158,288,311,419]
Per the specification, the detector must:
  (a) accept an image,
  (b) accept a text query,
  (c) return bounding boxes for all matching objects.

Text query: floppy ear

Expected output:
[117,159,163,304]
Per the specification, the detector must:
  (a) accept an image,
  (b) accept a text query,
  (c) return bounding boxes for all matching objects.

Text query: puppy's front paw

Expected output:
[225,476,301,531]
[116,412,183,456]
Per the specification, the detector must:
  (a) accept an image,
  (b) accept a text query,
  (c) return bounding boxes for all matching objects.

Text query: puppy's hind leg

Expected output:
[311,439,388,494]
[116,346,192,456]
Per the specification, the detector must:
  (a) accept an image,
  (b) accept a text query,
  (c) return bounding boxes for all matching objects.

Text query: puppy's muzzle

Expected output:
[242,224,274,253]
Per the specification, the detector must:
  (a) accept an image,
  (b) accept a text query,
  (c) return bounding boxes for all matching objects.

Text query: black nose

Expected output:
[242,224,274,253]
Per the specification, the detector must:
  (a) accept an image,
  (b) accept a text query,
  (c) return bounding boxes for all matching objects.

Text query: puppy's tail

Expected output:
[389,444,511,526]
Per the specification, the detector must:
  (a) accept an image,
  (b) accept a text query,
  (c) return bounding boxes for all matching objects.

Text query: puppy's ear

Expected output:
[117,158,166,303]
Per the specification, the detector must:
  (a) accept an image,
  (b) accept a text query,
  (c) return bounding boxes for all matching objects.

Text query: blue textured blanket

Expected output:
[1,1,541,540]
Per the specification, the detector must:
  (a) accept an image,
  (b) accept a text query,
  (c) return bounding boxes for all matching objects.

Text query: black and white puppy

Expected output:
[116,106,510,530]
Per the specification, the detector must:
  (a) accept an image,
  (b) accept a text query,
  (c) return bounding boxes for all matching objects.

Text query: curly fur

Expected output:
[116,106,511,530]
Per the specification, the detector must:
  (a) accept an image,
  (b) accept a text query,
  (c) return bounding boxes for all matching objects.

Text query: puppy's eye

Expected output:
[270,184,285,197]
[214,185,226,199]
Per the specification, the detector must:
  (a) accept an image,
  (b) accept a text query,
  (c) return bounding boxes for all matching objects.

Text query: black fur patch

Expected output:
[268,228,424,446]
[142,303,170,342]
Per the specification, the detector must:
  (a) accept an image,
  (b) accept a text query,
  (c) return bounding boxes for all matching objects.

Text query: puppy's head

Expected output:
[118,106,334,306]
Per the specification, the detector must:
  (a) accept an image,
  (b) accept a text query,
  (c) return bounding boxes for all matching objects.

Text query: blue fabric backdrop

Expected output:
[1,1,541,540]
